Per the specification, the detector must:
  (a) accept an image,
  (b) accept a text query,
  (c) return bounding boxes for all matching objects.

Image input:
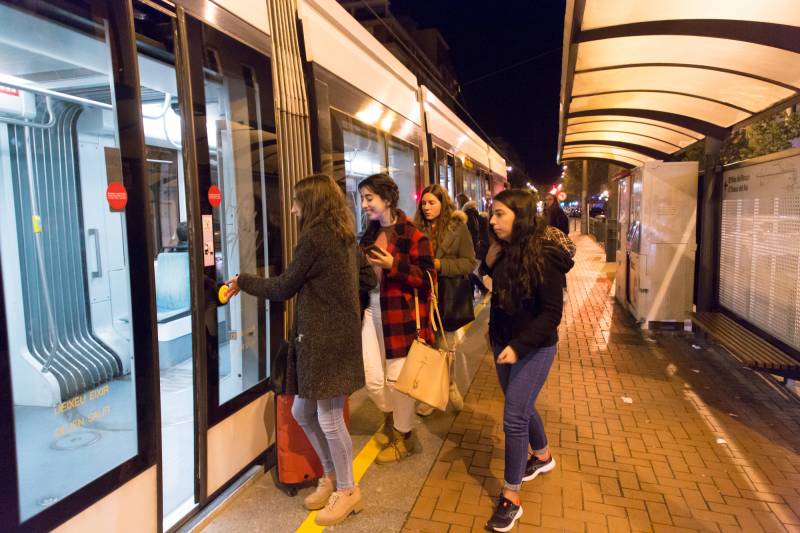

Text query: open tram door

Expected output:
[140,6,283,529]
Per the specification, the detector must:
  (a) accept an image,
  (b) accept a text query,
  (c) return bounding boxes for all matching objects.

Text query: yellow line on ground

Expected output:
[295,435,382,532]
[295,295,490,532]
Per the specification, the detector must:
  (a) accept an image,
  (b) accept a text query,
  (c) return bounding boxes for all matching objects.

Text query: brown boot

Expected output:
[314,486,364,526]
[303,476,334,510]
[376,429,415,464]
[374,411,393,446]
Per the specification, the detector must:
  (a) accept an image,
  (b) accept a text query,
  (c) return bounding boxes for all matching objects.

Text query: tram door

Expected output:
[134,5,282,528]
[188,19,282,412]
[132,5,199,528]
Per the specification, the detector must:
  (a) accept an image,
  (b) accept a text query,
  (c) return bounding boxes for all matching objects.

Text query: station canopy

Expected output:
[557,0,800,168]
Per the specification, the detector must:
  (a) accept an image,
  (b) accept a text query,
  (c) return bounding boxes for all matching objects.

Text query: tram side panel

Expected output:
[299,0,425,229]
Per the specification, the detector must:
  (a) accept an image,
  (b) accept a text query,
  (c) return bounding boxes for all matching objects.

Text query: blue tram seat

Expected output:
[156,251,191,322]
[155,251,192,369]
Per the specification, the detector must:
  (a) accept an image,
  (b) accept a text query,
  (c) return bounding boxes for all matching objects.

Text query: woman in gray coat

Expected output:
[414,184,478,414]
[225,174,375,526]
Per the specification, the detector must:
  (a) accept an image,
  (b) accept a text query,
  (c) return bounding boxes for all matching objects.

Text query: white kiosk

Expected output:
[616,160,699,328]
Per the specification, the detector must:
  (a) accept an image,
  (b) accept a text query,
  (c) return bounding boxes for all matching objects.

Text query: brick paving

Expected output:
[403,232,800,533]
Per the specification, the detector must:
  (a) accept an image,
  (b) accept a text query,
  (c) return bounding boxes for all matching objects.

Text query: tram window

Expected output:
[386,136,419,216]
[331,110,418,233]
[147,147,182,254]
[0,1,139,521]
[331,111,383,233]
[446,154,456,199]
[196,25,281,406]
[436,148,447,190]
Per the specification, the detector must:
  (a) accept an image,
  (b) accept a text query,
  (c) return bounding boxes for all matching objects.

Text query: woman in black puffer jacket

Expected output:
[481,189,574,532]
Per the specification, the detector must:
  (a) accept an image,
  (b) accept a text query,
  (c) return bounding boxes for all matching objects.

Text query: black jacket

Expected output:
[547,205,570,235]
[484,244,573,355]
[462,201,488,260]
[238,224,376,399]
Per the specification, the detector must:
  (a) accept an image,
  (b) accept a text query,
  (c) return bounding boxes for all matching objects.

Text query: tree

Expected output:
[681,108,800,166]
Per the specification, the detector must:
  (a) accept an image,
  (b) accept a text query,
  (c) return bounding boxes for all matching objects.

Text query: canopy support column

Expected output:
[696,136,723,312]
[581,159,589,234]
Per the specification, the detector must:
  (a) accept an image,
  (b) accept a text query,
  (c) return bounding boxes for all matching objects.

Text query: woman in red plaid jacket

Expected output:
[358,173,435,464]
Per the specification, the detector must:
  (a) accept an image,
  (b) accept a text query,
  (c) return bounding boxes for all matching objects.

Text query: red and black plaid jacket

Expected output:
[361,210,435,359]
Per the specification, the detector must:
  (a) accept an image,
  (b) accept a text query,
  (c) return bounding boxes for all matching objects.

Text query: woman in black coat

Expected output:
[226,174,375,526]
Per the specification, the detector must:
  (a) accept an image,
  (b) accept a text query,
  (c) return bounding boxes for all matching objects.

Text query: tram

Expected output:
[0,0,507,531]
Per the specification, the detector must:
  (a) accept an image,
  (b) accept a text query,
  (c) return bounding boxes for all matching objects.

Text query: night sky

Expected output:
[390,0,567,186]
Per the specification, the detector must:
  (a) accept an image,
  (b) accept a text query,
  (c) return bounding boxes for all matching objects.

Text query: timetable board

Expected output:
[719,149,800,352]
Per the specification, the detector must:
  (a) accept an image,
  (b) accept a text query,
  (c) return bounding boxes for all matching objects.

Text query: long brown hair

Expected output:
[414,183,456,251]
[295,173,355,244]
[492,189,547,311]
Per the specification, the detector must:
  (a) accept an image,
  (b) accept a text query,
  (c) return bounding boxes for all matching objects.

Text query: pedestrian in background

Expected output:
[358,173,435,464]
[545,193,570,235]
[482,189,574,532]
[414,184,478,416]
[225,174,371,526]
[457,192,490,295]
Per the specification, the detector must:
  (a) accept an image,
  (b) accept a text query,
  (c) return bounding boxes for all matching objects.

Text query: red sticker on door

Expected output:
[208,185,222,208]
[106,181,128,211]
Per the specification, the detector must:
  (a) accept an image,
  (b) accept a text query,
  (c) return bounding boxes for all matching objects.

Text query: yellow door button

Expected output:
[218,284,230,305]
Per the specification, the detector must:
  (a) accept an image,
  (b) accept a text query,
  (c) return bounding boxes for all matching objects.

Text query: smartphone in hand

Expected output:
[364,244,383,258]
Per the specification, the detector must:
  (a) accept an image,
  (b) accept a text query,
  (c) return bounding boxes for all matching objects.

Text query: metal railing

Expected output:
[587,216,617,262]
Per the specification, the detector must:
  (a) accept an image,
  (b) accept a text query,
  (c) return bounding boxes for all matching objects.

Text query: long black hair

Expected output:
[493,189,547,311]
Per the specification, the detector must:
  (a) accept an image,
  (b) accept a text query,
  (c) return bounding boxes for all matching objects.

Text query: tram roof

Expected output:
[557,0,800,168]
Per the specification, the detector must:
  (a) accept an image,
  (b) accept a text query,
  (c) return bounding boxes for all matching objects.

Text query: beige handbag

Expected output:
[393,272,453,411]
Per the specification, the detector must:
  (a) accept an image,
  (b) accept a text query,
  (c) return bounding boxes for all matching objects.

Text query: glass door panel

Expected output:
[0,1,139,520]
[133,4,196,528]
[192,21,282,408]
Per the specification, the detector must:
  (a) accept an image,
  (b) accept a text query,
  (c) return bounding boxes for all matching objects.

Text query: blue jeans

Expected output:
[291,395,354,490]
[493,343,557,491]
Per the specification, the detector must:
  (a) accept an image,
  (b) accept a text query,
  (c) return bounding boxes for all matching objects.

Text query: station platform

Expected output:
[197,233,800,533]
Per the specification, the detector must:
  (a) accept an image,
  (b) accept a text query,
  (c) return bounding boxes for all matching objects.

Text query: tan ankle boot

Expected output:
[314,486,363,526]
[376,429,415,464]
[374,412,393,446]
[303,476,334,510]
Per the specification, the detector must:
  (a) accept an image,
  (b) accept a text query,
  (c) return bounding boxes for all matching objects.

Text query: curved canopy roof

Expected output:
[557,0,800,168]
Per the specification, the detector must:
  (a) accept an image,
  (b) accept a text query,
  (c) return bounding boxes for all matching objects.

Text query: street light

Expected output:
[506,165,513,172]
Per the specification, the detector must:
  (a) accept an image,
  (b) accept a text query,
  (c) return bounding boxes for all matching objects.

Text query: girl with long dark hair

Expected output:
[225,174,373,526]
[482,189,573,532]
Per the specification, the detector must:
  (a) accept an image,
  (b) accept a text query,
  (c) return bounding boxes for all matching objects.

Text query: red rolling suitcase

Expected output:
[275,394,350,495]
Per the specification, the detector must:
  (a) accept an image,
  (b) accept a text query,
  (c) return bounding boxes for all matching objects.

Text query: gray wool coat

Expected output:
[237,224,374,400]
[434,210,478,278]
